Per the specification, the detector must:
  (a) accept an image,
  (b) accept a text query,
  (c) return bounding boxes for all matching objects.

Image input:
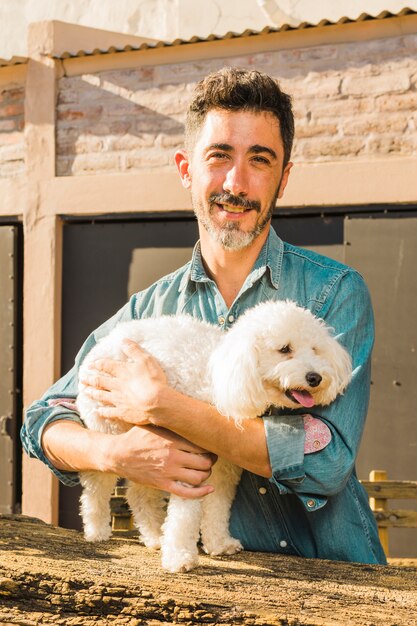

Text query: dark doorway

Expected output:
[60,209,417,557]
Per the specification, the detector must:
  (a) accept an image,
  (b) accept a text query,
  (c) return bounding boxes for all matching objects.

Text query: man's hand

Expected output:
[79,340,167,425]
[106,425,217,499]
[42,420,216,499]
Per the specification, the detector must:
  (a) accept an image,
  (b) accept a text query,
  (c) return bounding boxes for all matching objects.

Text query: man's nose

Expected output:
[223,164,248,197]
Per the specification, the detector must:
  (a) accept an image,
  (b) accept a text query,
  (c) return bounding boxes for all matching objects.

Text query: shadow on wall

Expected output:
[56,67,190,176]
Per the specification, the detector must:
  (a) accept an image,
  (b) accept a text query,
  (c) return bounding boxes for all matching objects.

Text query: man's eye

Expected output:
[278,345,292,354]
[210,152,228,160]
[252,156,270,165]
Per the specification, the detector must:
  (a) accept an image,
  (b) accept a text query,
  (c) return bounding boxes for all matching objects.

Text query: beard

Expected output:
[192,185,280,251]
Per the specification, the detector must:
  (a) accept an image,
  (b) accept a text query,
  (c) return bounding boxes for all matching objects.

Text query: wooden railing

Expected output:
[361,470,417,557]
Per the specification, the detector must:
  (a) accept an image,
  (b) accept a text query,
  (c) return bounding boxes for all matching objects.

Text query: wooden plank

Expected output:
[1,515,417,626]
[374,509,417,529]
[361,480,417,499]
[367,471,389,555]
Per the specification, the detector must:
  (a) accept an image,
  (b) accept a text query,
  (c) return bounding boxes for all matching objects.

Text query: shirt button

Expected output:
[228,315,234,322]
[313,440,321,449]
[218,316,225,325]
[307,499,316,508]
[279,540,288,548]
[258,487,267,495]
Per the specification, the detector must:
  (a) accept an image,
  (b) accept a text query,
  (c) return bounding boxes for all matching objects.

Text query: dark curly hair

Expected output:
[185,67,294,166]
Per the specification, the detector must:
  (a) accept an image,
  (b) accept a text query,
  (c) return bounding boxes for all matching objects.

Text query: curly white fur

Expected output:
[77,300,352,573]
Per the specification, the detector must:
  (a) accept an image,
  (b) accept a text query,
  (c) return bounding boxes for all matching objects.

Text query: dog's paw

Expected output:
[83,525,112,542]
[202,536,243,556]
[161,549,199,573]
[142,535,161,551]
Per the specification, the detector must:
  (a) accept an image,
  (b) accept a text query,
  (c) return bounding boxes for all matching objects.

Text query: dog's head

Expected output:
[209,300,352,422]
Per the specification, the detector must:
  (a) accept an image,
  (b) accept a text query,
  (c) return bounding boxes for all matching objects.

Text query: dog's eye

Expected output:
[278,345,292,354]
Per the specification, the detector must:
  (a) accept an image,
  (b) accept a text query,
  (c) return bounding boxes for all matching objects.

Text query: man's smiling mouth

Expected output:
[217,203,249,214]
[210,193,261,215]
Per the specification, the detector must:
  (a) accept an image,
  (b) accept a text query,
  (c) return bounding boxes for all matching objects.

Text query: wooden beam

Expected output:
[37,157,417,216]
[21,39,62,525]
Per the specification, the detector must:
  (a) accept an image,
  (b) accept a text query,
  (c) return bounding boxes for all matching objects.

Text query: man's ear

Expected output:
[277,161,293,199]
[174,149,192,189]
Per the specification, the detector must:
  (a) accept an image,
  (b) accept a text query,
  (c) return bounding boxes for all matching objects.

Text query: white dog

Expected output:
[77,300,352,573]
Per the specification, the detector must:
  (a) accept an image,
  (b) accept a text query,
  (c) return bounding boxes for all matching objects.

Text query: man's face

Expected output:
[176,109,292,251]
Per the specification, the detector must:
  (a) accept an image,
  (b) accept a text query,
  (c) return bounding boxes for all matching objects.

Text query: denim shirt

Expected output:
[21,227,386,565]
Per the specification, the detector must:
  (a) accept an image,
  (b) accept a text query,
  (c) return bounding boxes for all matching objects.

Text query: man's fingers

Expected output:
[180,451,215,472]
[80,372,115,391]
[174,466,212,487]
[167,481,214,500]
[83,386,114,405]
[89,358,124,376]
[96,406,122,419]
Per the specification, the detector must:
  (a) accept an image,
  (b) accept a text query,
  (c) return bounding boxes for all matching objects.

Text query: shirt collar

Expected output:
[183,226,284,291]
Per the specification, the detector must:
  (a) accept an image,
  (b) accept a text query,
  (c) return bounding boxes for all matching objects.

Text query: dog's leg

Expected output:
[126,482,166,550]
[160,496,202,573]
[80,471,118,542]
[200,460,243,556]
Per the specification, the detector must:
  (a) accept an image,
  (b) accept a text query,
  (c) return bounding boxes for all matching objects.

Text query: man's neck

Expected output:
[199,226,270,309]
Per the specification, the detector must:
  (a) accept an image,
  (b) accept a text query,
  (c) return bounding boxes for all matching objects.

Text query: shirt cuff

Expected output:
[263,412,306,491]
[303,414,332,453]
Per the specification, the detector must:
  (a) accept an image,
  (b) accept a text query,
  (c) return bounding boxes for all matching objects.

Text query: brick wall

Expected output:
[0,84,25,177]
[56,32,417,176]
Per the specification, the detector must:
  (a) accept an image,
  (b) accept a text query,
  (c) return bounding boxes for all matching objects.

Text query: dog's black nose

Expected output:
[306,371,322,387]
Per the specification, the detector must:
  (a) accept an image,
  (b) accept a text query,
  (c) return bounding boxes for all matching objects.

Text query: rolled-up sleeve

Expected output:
[263,270,374,510]
[21,296,138,485]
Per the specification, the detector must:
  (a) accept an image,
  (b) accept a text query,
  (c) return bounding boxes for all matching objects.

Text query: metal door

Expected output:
[0,226,19,514]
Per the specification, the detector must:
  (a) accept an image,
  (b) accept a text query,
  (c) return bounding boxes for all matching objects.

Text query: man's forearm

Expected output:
[41,418,217,499]
[152,386,272,478]
[42,420,111,473]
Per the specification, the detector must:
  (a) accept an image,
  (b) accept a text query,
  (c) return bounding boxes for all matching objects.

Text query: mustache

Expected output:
[209,193,261,212]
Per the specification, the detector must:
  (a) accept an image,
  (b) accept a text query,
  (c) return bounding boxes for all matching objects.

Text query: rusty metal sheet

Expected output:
[0,226,17,514]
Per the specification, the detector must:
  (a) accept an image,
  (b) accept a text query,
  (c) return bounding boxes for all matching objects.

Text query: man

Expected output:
[22,67,386,564]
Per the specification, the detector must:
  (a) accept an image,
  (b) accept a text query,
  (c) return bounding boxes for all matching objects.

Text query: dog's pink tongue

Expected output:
[291,390,315,408]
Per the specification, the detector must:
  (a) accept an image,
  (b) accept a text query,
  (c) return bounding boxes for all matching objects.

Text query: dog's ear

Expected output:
[209,330,269,423]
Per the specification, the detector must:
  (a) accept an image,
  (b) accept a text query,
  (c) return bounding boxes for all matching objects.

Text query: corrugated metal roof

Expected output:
[55,7,417,60]
[0,7,415,66]
[0,56,28,68]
